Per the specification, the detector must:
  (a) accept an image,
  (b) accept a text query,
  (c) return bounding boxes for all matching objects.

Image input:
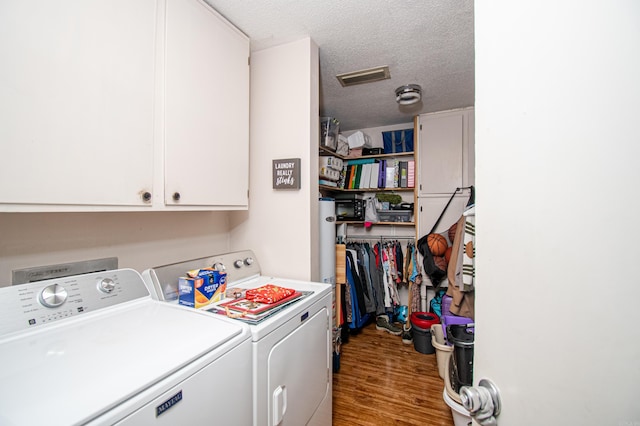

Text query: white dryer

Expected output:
[0,268,253,426]
[143,250,333,426]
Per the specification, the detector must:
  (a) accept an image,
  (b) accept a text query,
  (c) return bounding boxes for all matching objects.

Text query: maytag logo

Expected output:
[156,390,183,417]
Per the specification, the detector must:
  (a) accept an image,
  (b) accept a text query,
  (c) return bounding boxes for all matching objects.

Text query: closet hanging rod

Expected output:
[341,236,415,241]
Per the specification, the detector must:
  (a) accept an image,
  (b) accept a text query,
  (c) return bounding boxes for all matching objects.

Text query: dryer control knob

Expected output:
[234,260,244,268]
[39,284,68,308]
[98,278,116,293]
[244,257,254,266]
[213,262,226,272]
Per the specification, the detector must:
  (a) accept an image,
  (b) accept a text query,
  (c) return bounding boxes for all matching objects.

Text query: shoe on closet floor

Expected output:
[401,324,413,344]
[376,315,402,336]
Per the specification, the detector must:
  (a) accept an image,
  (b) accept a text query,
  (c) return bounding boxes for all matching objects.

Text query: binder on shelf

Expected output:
[407,160,415,188]
[394,160,400,188]
[359,163,369,189]
[369,163,379,189]
[355,165,364,189]
[399,161,408,188]
[385,159,396,188]
[346,165,354,189]
[358,164,368,189]
[378,160,386,188]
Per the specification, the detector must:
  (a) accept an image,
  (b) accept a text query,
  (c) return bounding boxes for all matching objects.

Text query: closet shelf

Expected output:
[336,221,415,226]
[320,185,414,193]
[319,146,414,160]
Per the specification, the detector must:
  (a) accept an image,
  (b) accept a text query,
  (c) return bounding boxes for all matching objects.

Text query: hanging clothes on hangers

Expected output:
[342,237,421,329]
[364,242,386,317]
[344,249,371,330]
[394,242,404,284]
[381,242,400,307]
[408,242,423,315]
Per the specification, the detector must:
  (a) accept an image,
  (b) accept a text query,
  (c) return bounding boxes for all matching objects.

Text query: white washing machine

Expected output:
[0,268,253,426]
[143,250,333,426]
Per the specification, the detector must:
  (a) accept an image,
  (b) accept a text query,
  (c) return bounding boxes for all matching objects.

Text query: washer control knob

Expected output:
[98,278,116,293]
[213,262,226,272]
[234,260,244,268]
[39,284,68,308]
[244,257,254,266]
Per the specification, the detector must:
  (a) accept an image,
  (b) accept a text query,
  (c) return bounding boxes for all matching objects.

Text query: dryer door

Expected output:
[267,307,330,426]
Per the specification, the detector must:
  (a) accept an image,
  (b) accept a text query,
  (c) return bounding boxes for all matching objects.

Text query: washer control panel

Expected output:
[144,250,261,302]
[0,268,149,337]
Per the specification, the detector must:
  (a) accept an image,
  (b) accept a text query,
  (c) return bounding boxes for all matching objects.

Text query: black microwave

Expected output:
[335,199,365,221]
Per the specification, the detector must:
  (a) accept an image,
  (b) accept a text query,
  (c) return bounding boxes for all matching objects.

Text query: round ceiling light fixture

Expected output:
[395,84,422,105]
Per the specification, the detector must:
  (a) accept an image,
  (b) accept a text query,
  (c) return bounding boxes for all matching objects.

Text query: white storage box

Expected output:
[319,166,340,182]
[376,210,412,223]
[347,131,372,149]
[319,156,343,172]
[320,117,339,151]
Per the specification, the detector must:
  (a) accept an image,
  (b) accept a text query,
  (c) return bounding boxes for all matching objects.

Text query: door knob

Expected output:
[460,378,501,426]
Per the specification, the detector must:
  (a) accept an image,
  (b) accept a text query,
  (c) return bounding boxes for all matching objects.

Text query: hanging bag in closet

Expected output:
[364,196,379,223]
[417,186,474,289]
[382,129,414,154]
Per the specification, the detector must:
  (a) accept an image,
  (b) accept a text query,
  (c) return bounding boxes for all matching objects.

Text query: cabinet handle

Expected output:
[172,192,181,202]
[141,192,152,203]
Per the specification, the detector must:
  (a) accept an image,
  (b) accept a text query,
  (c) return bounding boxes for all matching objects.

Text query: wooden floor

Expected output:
[332,322,454,426]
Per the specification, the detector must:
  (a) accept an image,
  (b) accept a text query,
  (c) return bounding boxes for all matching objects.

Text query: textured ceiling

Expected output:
[204,0,475,131]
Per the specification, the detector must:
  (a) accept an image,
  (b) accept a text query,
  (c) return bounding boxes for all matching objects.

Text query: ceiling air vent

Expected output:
[336,66,390,87]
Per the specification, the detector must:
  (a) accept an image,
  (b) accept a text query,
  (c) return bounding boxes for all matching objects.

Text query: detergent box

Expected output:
[178,268,227,308]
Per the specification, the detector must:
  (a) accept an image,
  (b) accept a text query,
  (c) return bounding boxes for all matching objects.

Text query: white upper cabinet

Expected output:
[417,107,474,196]
[0,0,156,209]
[164,0,249,208]
[0,0,250,211]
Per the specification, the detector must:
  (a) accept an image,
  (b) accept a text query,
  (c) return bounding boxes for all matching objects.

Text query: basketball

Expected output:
[448,222,457,244]
[445,246,453,263]
[434,255,447,271]
[427,233,448,256]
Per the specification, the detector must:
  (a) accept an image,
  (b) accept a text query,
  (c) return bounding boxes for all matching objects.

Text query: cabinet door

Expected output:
[416,195,471,238]
[418,112,464,196]
[164,0,249,208]
[0,0,156,208]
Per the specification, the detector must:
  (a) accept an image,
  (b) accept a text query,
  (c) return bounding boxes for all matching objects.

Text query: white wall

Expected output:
[229,38,320,281]
[0,211,231,284]
[475,1,640,424]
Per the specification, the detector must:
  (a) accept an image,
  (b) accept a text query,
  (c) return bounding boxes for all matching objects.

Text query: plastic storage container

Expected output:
[431,323,453,379]
[346,130,371,149]
[376,210,412,223]
[320,117,339,151]
[447,324,475,390]
[318,155,343,171]
[410,312,440,354]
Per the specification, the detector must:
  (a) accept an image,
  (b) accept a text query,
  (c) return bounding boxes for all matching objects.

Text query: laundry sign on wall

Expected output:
[272,158,301,190]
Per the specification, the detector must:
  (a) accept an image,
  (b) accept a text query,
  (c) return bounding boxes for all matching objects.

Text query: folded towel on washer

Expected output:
[245,284,296,304]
